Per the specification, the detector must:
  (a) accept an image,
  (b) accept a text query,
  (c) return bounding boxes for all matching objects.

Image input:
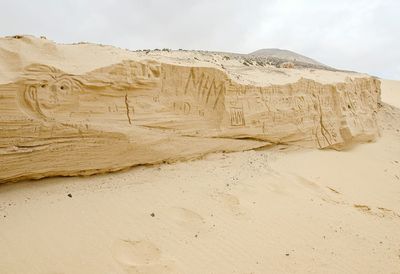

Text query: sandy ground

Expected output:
[382,80,400,109]
[0,79,399,273]
[0,36,399,273]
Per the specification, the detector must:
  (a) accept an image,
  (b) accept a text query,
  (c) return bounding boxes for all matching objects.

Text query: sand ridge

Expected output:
[0,35,369,86]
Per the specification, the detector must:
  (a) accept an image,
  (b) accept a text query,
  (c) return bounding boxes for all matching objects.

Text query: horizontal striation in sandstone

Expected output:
[0,60,381,183]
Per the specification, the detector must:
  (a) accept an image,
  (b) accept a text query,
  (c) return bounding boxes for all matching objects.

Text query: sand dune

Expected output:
[0,36,399,273]
[249,48,327,67]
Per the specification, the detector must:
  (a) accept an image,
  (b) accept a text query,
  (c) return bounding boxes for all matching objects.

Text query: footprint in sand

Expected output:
[295,175,320,189]
[157,207,205,234]
[112,239,161,265]
[292,176,399,220]
[354,204,400,219]
[212,192,243,216]
[162,207,205,231]
[112,239,176,274]
[354,204,371,212]
[295,175,345,205]
[377,207,400,218]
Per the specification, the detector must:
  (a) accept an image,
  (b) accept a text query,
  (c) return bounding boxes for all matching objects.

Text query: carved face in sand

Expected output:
[21,75,82,121]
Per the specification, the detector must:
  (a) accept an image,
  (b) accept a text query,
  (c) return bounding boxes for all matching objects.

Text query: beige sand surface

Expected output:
[0,36,399,273]
[0,84,399,274]
[381,80,400,109]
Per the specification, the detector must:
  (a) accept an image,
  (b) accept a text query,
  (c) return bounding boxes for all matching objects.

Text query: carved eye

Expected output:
[57,81,71,93]
[59,83,69,91]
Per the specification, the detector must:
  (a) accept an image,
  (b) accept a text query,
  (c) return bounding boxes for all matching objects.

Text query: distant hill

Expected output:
[249,48,326,67]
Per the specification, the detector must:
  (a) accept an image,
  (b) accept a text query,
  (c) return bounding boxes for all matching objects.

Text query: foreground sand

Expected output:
[0,80,399,273]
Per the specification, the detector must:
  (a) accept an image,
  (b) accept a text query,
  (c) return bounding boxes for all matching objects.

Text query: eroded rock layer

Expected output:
[0,60,380,183]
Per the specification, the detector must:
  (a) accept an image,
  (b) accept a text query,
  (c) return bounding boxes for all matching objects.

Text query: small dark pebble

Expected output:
[150,213,155,217]
[285,253,290,256]
[226,184,230,187]
[194,234,198,238]
[3,215,6,218]
[67,193,72,198]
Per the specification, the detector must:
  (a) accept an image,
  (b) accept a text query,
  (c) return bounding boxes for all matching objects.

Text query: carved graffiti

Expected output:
[183,68,225,110]
[19,74,82,121]
[230,107,245,126]
[173,101,191,115]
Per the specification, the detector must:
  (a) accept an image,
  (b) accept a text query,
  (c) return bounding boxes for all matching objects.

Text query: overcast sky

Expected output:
[1,0,399,79]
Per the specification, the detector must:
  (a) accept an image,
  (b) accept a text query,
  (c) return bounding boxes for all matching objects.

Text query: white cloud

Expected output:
[0,0,398,79]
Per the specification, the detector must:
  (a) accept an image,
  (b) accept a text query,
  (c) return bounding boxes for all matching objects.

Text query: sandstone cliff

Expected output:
[0,37,381,183]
